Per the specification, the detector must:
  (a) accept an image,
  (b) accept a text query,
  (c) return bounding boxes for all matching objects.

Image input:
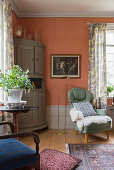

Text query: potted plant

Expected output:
[0,65,33,102]
[107,82,114,97]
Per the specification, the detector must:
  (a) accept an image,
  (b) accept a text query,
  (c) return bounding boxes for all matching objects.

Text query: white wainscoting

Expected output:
[46,105,73,129]
[46,105,114,130]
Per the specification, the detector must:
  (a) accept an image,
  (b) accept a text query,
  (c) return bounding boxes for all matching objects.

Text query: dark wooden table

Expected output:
[0,106,34,133]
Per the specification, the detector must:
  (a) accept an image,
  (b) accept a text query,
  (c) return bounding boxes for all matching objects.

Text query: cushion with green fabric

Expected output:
[0,138,37,170]
[73,121,111,134]
[68,88,91,108]
[72,88,86,100]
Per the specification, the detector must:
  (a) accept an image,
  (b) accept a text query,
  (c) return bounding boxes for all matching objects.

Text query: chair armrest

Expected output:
[0,132,40,155]
[0,121,14,133]
[95,109,107,116]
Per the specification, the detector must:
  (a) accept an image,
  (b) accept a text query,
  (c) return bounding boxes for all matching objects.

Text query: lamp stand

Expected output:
[56,77,69,135]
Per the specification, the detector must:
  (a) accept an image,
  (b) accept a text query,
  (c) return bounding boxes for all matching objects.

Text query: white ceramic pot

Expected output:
[8,89,23,103]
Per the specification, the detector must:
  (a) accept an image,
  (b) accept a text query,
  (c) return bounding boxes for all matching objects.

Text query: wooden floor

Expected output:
[20,129,114,153]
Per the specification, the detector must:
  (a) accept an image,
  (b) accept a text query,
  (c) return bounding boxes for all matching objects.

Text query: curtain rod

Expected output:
[87,23,114,30]
[87,22,106,24]
[87,22,114,25]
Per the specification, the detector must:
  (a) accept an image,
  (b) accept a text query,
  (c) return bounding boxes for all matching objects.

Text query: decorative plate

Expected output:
[5,101,27,109]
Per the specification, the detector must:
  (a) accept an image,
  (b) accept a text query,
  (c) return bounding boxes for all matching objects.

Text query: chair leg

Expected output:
[106,130,109,139]
[35,155,40,170]
[85,133,88,144]
[75,130,78,135]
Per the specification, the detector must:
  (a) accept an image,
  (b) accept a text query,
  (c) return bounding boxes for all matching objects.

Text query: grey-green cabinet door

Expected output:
[18,93,36,130]
[16,45,34,74]
[36,90,46,126]
[35,46,43,75]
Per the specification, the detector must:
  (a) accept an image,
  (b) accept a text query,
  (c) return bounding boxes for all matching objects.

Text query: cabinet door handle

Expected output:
[37,107,39,109]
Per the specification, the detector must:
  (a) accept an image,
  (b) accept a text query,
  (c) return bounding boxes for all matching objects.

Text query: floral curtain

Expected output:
[0,0,14,134]
[88,23,107,109]
[3,0,14,69]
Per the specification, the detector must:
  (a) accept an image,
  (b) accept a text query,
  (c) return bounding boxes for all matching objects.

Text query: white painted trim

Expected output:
[16,14,114,18]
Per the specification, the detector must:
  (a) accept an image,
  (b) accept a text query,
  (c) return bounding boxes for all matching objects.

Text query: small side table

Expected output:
[0,106,34,133]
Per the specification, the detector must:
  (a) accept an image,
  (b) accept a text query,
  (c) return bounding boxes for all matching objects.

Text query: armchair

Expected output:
[68,88,111,144]
[0,121,40,170]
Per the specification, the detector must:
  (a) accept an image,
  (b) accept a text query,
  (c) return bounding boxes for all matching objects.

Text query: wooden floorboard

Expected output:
[49,130,66,152]
[20,129,114,153]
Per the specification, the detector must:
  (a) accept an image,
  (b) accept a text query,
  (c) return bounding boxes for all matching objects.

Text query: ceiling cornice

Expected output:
[17,13,114,18]
[9,0,21,16]
[9,0,114,18]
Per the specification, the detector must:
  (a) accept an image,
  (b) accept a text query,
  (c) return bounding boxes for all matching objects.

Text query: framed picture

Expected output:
[51,54,81,78]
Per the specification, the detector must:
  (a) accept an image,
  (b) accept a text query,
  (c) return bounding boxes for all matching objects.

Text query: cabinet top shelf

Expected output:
[14,38,44,48]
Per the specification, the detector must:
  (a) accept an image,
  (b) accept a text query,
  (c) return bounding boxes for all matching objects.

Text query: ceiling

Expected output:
[9,0,114,17]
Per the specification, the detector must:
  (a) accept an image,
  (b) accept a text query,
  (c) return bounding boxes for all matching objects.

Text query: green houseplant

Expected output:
[0,65,33,102]
[107,83,114,97]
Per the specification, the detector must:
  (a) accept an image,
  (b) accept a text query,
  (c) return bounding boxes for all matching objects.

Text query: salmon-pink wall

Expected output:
[12,11,20,38]
[12,15,114,105]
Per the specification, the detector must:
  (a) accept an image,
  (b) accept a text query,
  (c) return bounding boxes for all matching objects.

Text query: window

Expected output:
[106,26,114,97]
[0,2,4,102]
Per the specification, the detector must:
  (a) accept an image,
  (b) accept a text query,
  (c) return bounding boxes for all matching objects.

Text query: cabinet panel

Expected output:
[21,46,34,74]
[35,46,43,75]
[18,93,36,129]
[36,90,46,126]
[16,45,34,74]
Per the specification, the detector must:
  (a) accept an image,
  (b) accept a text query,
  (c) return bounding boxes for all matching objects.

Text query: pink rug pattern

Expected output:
[40,148,81,170]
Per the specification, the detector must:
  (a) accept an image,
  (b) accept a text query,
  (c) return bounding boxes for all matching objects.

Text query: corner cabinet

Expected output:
[14,39,44,78]
[14,39,47,132]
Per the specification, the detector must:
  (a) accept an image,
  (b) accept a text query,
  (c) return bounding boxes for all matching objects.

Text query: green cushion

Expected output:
[83,122,111,133]
[72,88,86,100]
[73,121,111,134]
[68,88,92,108]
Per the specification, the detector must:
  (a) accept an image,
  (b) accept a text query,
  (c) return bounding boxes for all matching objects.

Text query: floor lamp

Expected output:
[56,78,62,134]
[57,77,69,134]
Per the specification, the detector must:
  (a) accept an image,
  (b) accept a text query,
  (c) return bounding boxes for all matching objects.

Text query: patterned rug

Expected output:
[40,148,81,170]
[67,144,114,170]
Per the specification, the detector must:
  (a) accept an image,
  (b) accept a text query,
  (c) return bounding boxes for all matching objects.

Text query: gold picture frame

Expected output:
[51,54,81,78]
